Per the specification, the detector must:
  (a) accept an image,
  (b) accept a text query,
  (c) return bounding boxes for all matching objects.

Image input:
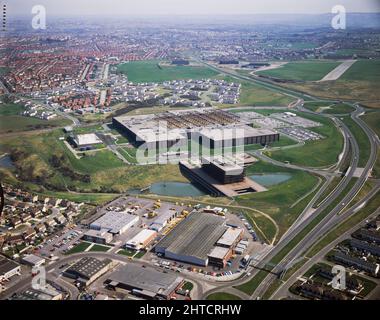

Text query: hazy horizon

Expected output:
[8,0,380,16]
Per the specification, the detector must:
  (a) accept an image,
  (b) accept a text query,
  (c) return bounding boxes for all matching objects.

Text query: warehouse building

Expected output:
[195,125,279,149]
[155,212,227,266]
[63,257,113,286]
[112,108,279,151]
[70,133,102,148]
[104,264,184,300]
[82,229,113,244]
[90,211,139,235]
[125,229,157,250]
[0,256,21,282]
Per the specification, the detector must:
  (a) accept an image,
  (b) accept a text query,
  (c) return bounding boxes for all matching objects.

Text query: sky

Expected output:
[8,0,380,16]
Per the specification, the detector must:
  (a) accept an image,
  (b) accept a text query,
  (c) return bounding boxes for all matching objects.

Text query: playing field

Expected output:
[117,60,219,83]
[256,60,341,81]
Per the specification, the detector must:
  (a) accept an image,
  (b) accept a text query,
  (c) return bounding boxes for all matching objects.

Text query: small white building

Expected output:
[22,254,46,267]
[125,229,157,250]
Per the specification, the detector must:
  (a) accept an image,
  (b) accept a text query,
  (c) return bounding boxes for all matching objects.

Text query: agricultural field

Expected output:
[117,60,219,83]
[265,112,344,168]
[256,60,340,81]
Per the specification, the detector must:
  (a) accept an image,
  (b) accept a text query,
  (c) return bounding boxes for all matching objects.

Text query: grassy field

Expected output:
[265,112,344,168]
[256,61,340,81]
[117,60,219,83]
[340,60,380,82]
[206,292,242,300]
[89,244,111,252]
[65,242,91,255]
[341,116,371,167]
[0,129,187,193]
[235,79,294,106]
[303,102,354,114]
[361,111,380,137]
[117,248,135,257]
[361,111,380,177]
[0,102,71,133]
[279,60,380,108]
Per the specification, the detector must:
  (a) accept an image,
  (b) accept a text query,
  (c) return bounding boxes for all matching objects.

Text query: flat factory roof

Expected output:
[65,257,111,280]
[156,212,227,261]
[90,211,138,234]
[106,264,183,297]
[216,228,243,247]
[208,246,231,260]
[0,256,20,275]
[198,125,277,142]
[74,133,102,146]
[126,229,157,247]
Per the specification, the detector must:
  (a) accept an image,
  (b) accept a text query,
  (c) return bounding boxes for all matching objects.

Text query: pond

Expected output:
[249,173,292,187]
[129,181,206,197]
[0,155,15,169]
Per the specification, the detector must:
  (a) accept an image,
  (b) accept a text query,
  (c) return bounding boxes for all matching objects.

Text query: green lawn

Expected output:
[341,116,371,167]
[0,103,25,116]
[266,112,344,168]
[236,79,294,106]
[0,115,71,134]
[304,102,354,114]
[182,281,194,291]
[65,242,91,255]
[361,111,380,137]
[0,129,187,193]
[117,60,219,83]
[117,248,135,257]
[0,67,9,75]
[89,244,111,252]
[206,292,242,300]
[257,61,340,81]
[340,60,380,82]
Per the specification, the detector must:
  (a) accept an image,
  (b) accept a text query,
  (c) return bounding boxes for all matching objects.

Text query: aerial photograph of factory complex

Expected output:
[0,0,380,307]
